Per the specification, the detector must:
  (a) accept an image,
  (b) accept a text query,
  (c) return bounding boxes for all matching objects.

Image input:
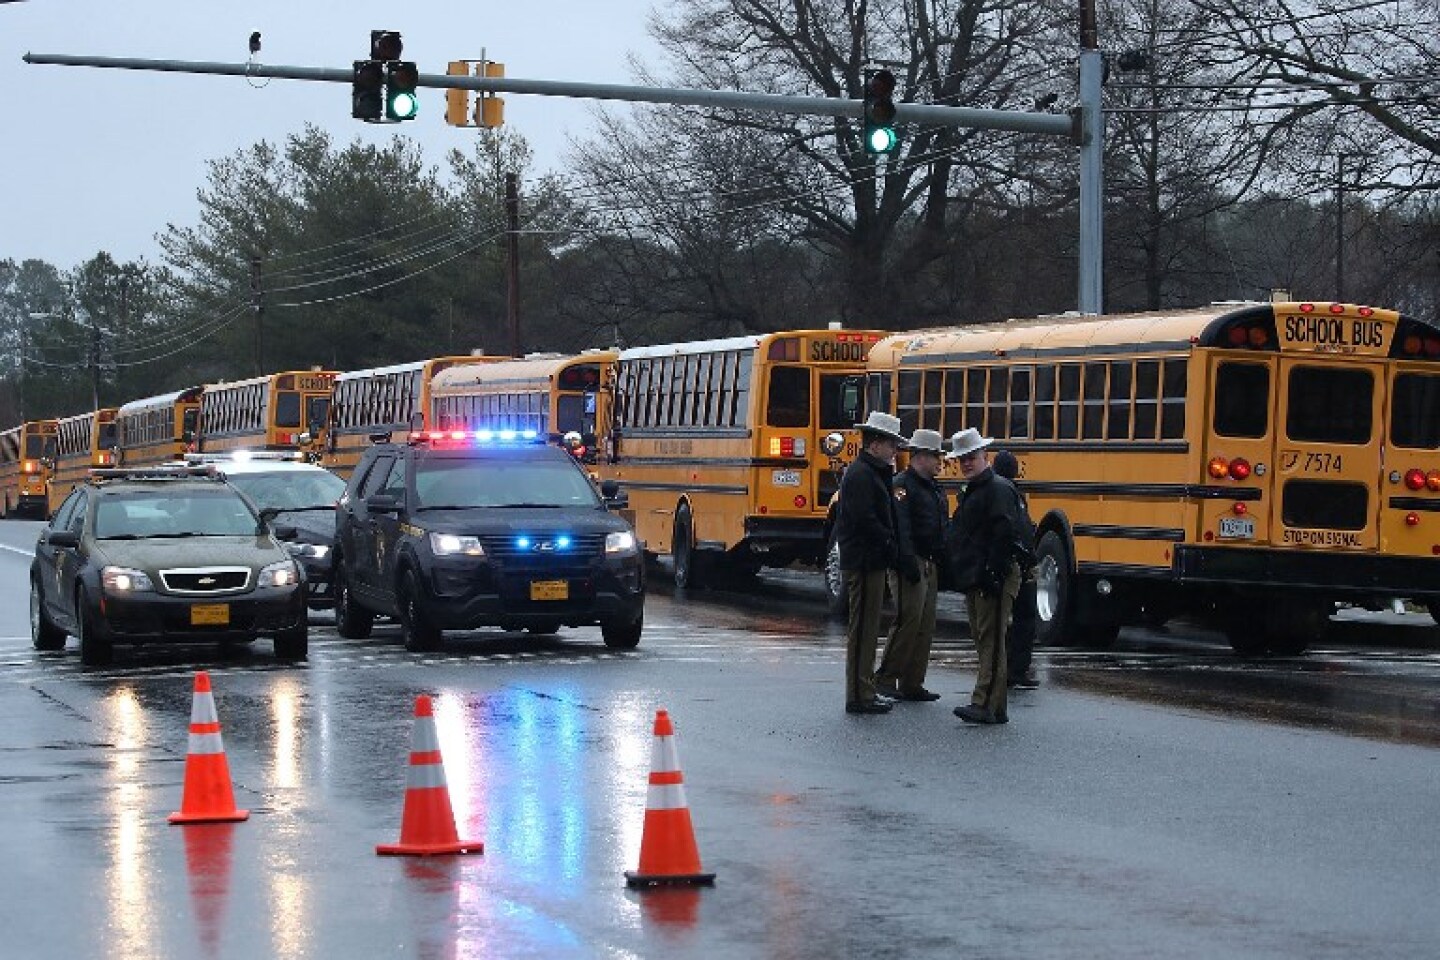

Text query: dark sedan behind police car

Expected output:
[29,467,308,665]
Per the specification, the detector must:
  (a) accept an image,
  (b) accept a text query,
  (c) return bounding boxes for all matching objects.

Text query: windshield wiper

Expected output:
[271,504,337,513]
[489,502,566,509]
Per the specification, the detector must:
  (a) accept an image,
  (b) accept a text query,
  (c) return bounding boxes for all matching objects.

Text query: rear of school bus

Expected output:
[1,420,57,519]
[1180,301,1440,652]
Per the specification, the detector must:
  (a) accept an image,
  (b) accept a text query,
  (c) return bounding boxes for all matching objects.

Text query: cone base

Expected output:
[625,870,716,888]
[376,840,484,857]
[169,809,250,825]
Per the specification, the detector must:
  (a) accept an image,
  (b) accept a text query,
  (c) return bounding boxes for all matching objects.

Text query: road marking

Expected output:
[0,543,35,559]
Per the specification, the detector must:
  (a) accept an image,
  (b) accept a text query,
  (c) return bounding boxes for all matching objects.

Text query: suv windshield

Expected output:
[226,470,345,512]
[95,488,258,539]
[415,457,600,509]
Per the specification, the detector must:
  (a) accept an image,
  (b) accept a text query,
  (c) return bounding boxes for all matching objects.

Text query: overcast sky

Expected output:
[2,0,661,270]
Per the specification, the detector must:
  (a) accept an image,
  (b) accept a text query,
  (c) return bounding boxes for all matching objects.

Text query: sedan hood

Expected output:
[91,535,291,574]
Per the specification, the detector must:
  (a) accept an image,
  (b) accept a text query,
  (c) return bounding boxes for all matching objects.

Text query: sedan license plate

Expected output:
[772,469,802,487]
[190,603,230,626]
[530,580,569,601]
[1218,517,1255,539]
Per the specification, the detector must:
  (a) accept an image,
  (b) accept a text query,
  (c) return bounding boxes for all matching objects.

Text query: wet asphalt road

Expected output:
[3,518,1440,959]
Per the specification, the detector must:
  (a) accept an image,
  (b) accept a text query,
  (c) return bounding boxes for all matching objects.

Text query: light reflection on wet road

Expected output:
[2,523,1440,957]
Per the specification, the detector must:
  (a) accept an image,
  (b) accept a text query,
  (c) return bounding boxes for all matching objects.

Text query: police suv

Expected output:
[333,430,644,651]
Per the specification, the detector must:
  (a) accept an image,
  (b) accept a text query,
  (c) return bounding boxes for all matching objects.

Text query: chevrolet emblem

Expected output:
[198,576,216,585]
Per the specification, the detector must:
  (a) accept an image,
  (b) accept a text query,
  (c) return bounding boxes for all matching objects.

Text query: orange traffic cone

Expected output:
[376,695,484,857]
[625,709,716,888]
[169,672,250,824]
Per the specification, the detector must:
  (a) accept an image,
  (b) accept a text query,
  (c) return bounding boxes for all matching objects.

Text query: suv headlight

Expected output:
[605,531,638,556]
[258,560,301,588]
[284,542,330,560]
[430,532,485,557]
[101,566,154,594]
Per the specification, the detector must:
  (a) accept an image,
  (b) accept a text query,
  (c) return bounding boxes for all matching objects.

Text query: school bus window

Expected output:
[1081,362,1106,440]
[815,374,850,430]
[733,354,752,426]
[276,391,302,428]
[1107,361,1133,440]
[897,370,921,435]
[1009,367,1032,439]
[1033,365,1056,439]
[1287,366,1372,444]
[1284,479,1369,530]
[1134,360,1159,439]
[99,420,118,449]
[308,396,329,434]
[767,366,811,428]
[1161,358,1188,439]
[986,367,1009,438]
[1057,364,1081,439]
[940,369,963,436]
[1213,362,1270,438]
[866,371,890,422]
[1391,373,1440,449]
[918,370,941,430]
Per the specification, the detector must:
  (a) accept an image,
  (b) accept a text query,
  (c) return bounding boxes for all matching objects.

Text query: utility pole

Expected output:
[1335,153,1346,302]
[250,255,265,376]
[505,173,521,357]
[1077,0,1104,314]
[88,305,100,413]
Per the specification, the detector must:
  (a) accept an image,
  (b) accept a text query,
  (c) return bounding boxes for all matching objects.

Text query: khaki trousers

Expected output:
[844,569,888,705]
[879,557,938,692]
[965,562,1021,715]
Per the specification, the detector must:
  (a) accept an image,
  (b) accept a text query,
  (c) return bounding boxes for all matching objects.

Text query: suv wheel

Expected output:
[30,578,66,651]
[334,561,374,639]
[274,622,309,661]
[601,611,643,649]
[76,589,113,667]
[399,569,443,652]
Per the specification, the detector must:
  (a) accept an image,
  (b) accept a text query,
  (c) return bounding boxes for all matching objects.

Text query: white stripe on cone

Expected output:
[190,692,219,726]
[650,734,680,774]
[186,732,226,755]
[405,764,449,790]
[645,783,690,810]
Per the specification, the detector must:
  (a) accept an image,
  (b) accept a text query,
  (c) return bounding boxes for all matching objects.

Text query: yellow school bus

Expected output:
[869,301,1440,654]
[429,350,616,461]
[198,370,337,459]
[115,385,204,467]
[600,328,885,587]
[324,356,506,479]
[49,408,119,514]
[0,420,57,519]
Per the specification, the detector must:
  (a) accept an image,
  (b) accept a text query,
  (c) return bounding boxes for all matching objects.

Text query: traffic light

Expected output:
[386,60,419,121]
[862,69,899,155]
[352,60,384,121]
[445,61,471,127]
[477,61,505,128]
[371,30,403,62]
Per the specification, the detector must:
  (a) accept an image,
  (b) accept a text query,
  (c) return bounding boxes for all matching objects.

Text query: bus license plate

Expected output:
[1218,517,1255,539]
[530,580,569,601]
[190,603,230,626]
[772,469,802,487]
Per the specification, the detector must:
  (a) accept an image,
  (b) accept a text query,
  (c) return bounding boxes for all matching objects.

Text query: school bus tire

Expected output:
[1033,530,1075,647]
[672,502,706,590]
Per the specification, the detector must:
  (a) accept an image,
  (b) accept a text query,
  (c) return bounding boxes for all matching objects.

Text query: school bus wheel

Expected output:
[672,502,706,590]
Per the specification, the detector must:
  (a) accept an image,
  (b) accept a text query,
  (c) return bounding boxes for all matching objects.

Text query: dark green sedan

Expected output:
[29,467,308,665]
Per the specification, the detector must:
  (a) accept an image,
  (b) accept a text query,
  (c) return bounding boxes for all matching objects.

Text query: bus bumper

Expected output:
[1174,546,1440,603]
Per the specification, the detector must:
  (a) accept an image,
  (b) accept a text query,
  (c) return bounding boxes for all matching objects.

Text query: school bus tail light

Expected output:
[1208,457,1229,479]
[1405,468,1426,491]
[793,495,807,509]
[1228,458,1252,481]
[1232,502,1248,515]
[21,460,37,474]
[1426,471,1440,492]
[770,436,806,457]
[1405,512,1421,527]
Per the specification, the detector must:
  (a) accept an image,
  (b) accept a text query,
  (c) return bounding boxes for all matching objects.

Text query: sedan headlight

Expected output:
[284,542,331,560]
[258,560,301,588]
[430,532,485,557]
[101,566,155,594]
[605,531,638,556]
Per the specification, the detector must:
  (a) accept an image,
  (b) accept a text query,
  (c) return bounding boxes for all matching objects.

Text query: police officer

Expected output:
[993,449,1040,689]
[836,412,906,715]
[876,428,947,702]
[944,428,1023,724]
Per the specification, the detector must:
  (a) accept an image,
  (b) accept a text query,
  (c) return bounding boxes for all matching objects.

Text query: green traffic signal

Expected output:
[862,68,899,155]
[386,60,419,121]
[866,125,898,154]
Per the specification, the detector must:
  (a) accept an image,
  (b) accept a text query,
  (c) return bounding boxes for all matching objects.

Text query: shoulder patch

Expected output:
[894,488,907,501]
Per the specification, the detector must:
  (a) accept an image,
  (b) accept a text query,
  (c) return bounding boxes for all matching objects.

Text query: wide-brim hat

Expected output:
[855,411,906,443]
[906,428,945,455]
[945,427,994,459]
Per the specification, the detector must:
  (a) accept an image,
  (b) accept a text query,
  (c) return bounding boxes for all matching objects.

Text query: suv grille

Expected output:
[480,533,606,562]
[160,567,252,595]
[1281,480,1369,531]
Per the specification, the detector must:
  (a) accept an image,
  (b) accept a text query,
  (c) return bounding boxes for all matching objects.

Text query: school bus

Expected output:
[115,386,204,467]
[0,420,57,519]
[325,356,507,479]
[868,301,1440,655]
[600,328,885,587]
[429,350,616,460]
[49,408,119,514]
[198,370,337,459]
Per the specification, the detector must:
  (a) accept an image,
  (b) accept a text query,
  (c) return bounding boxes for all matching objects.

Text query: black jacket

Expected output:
[836,450,899,572]
[944,467,1023,594]
[894,468,947,564]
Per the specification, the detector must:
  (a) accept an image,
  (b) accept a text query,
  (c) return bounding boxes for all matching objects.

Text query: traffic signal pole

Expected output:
[24,51,1101,312]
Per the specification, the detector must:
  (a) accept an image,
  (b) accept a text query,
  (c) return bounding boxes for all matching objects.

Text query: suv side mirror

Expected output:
[46,530,79,549]
[368,494,402,514]
[272,523,298,541]
[600,479,628,510]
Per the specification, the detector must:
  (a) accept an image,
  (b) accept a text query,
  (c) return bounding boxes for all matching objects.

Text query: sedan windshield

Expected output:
[415,458,600,509]
[95,489,259,539]
[225,470,345,512]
